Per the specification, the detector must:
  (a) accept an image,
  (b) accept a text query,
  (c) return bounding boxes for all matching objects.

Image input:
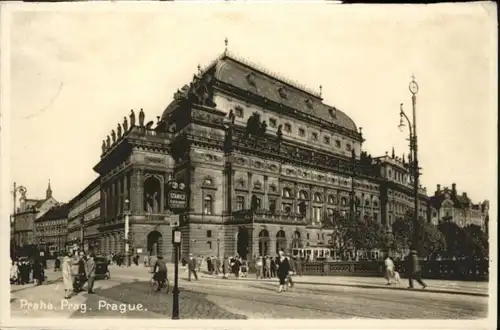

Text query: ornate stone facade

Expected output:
[91,51,432,261]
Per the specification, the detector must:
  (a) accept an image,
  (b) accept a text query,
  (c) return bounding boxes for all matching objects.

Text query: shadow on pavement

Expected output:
[70,280,247,319]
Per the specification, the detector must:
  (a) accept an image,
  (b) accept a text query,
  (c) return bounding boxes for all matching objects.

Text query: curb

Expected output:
[205,276,488,298]
[10,277,63,294]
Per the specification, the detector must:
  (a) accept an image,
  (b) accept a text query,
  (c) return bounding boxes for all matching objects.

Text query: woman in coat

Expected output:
[222,256,230,279]
[276,250,290,293]
[10,260,19,284]
[62,253,73,299]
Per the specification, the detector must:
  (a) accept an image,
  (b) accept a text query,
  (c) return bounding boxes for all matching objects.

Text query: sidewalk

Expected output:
[108,264,489,297]
[219,275,489,297]
[10,281,87,318]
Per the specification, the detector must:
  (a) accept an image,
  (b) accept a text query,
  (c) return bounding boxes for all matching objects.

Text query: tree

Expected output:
[438,221,466,258]
[325,211,356,260]
[353,216,388,252]
[464,224,489,260]
[419,222,446,260]
[392,215,413,252]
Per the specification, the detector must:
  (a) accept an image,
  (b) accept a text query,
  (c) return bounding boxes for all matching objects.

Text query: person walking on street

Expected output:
[54,257,61,272]
[256,256,263,279]
[85,253,96,294]
[384,254,395,285]
[188,254,198,281]
[287,255,296,288]
[222,256,230,279]
[153,255,168,290]
[407,250,426,289]
[276,250,290,293]
[62,252,73,299]
[295,256,303,276]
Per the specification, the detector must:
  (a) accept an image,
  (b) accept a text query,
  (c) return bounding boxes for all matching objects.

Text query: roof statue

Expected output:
[123,116,128,132]
[139,108,145,127]
[102,140,106,153]
[111,130,116,143]
[145,121,154,129]
[129,109,136,127]
[106,135,111,148]
[117,123,122,138]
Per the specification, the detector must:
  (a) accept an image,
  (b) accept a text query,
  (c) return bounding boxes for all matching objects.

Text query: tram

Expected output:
[291,247,332,261]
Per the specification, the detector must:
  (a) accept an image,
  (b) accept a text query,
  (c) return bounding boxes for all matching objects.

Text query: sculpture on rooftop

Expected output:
[102,140,106,153]
[123,116,128,132]
[106,135,111,148]
[130,109,136,127]
[111,130,116,143]
[117,123,122,138]
[139,108,145,127]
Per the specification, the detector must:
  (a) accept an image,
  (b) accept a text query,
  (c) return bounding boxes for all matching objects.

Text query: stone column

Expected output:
[160,176,165,212]
[117,179,122,216]
[293,182,298,213]
[247,172,253,208]
[309,184,314,225]
[323,186,328,222]
[123,172,129,207]
[263,176,268,210]
[130,169,143,213]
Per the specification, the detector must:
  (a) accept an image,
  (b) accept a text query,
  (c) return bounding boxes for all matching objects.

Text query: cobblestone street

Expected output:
[10,265,489,319]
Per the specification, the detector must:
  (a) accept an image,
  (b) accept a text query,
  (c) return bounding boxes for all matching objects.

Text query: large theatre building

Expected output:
[93,51,429,261]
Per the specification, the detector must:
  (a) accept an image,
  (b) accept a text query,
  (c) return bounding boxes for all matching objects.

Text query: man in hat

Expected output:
[407,250,426,289]
[187,253,198,281]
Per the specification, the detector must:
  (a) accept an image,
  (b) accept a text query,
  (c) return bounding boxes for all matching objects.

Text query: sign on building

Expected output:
[166,180,189,216]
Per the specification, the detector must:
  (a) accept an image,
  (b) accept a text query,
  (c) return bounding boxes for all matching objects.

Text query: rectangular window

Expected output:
[306,233,310,240]
[346,143,352,151]
[312,132,318,141]
[323,136,330,144]
[269,118,277,128]
[284,123,292,133]
[207,241,212,249]
[236,196,245,211]
[299,128,305,137]
[317,233,320,240]
[269,199,276,212]
[335,140,341,148]
[235,107,244,118]
[206,230,212,238]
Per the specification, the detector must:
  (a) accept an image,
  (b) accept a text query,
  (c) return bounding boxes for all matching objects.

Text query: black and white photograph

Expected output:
[0,2,497,329]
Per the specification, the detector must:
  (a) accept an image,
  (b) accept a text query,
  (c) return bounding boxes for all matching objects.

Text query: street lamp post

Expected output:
[124,199,131,266]
[399,75,420,255]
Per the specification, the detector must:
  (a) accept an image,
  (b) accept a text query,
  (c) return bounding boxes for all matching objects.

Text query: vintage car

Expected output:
[94,256,110,280]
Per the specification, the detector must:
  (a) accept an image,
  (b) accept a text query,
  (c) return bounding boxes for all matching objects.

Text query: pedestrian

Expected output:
[271,257,277,278]
[85,253,96,294]
[222,255,230,279]
[214,257,221,275]
[54,257,61,272]
[276,250,291,293]
[77,252,87,292]
[256,256,263,279]
[10,260,19,285]
[188,254,198,281]
[233,256,241,278]
[62,252,73,299]
[70,251,80,292]
[287,255,296,288]
[407,250,426,289]
[295,256,303,276]
[206,256,213,274]
[384,254,395,285]
[144,255,149,267]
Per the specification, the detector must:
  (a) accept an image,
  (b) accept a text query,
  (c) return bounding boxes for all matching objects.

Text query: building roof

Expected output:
[36,203,69,222]
[162,52,358,132]
[67,176,101,207]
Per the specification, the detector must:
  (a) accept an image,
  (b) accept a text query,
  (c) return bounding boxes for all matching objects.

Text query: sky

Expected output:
[1,2,497,216]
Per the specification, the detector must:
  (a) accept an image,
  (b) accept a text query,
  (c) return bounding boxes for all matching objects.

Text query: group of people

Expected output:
[61,250,97,299]
[255,254,303,279]
[384,250,427,289]
[10,258,45,286]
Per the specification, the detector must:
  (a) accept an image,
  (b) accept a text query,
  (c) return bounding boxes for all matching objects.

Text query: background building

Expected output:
[12,181,59,249]
[91,50,432,261]
[429,183,489,231]
[67,177,100,253]
[34,203,69,256]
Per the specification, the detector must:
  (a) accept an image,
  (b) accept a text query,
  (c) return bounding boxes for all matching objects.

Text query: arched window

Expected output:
[276,230,287,253]
[340,197,348,207]
[328,195,335,204]
[251,195,261,210]
[283,187,292,198]
[203,195,213,215]
[313,193,322,203]
[365,199,371,207]
[299,190,308,200]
